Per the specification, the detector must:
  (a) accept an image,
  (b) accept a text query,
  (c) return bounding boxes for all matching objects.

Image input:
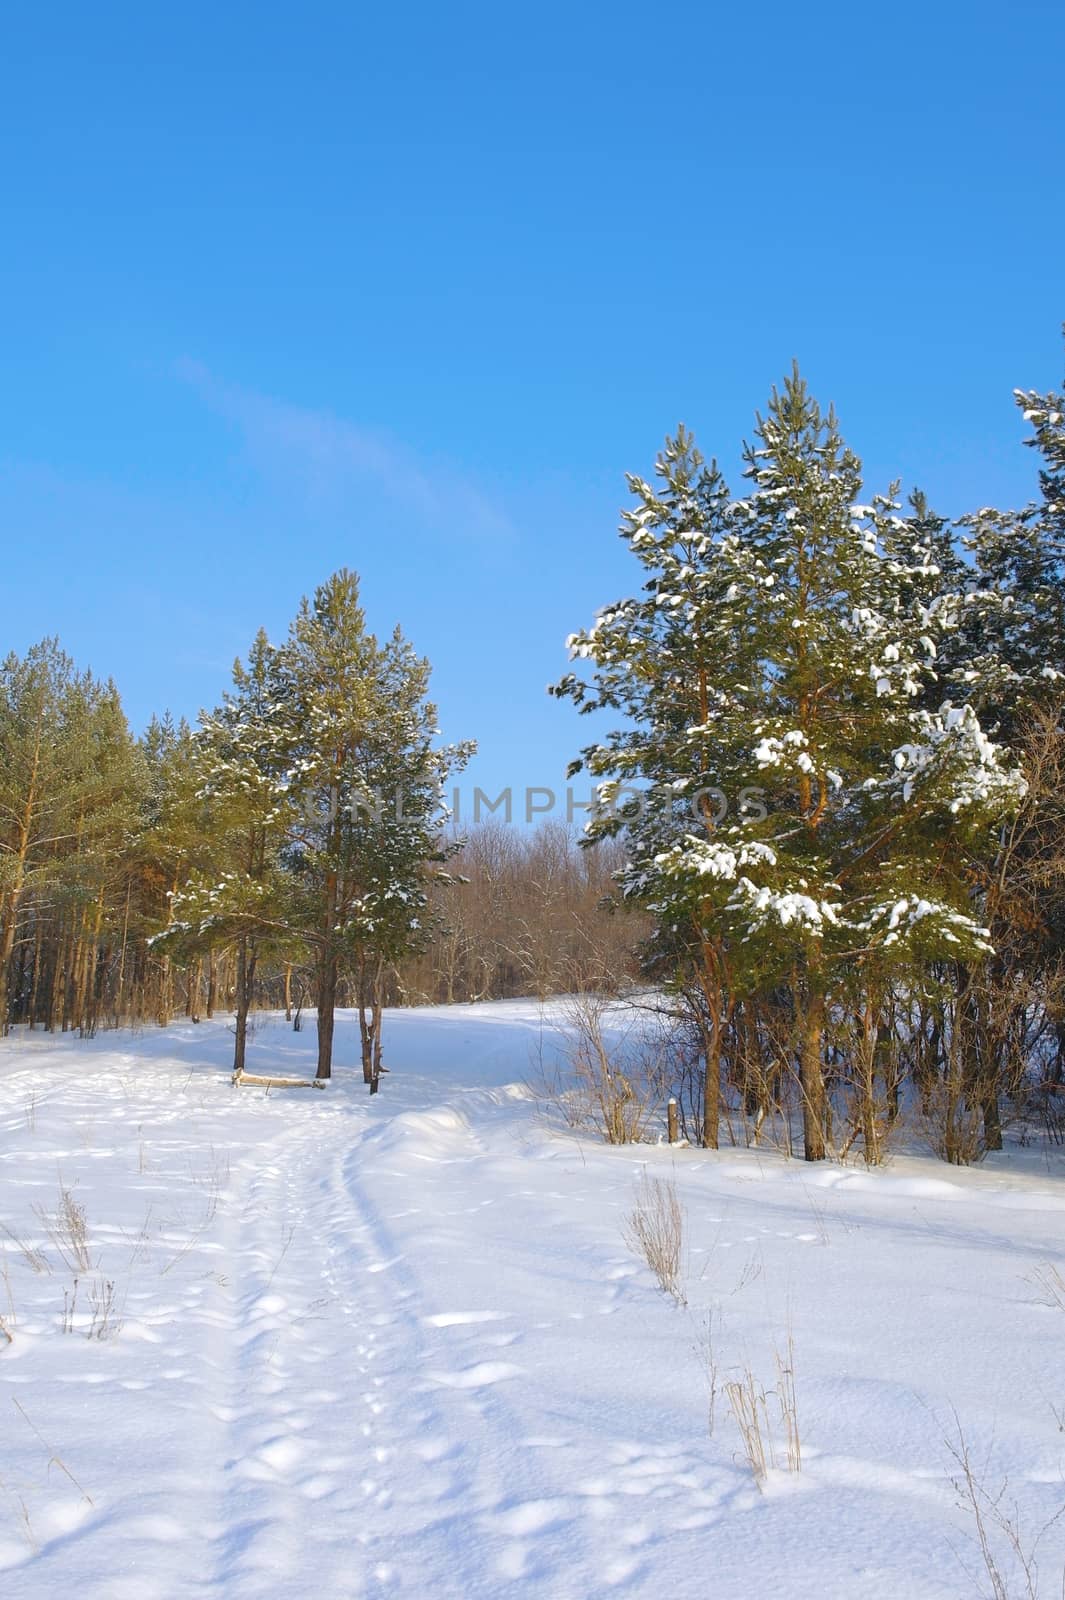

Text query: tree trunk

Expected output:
[234,936,257,1075]
[695,990,724,1151]
[316,950,338,1080]
[49,924,69,1033]
[359,952,385,1092]
[27,918,43,1029]
[0,719,42,1036]
[859,998,880,1164]
[799,983,827,1162]
[113,878,132,1026]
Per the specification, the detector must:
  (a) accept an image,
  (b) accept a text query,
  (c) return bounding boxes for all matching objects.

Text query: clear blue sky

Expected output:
[2,1,1063,812]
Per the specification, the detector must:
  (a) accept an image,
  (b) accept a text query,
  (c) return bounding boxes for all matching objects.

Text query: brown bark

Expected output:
[316,949,338,1080]
[799,982,827,1161]
[206,953,217,1019]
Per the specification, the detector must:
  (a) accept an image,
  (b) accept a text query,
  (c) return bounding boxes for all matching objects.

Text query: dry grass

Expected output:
[13,1398,94,1505]
[1029,1263,1065,1315]
[61,1279,79,1334]
[694,1309,720,1437]
[0,1473,37,1552]
[0,1247,14,1346]
[623,1171,686,1305]
[33,1186,94,1274]
[159,1196,220,1276]
[0,1220,50,1275]
[724,1334,801,1487]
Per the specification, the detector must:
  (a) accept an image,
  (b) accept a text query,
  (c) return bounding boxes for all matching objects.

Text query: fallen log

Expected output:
[232,1071,326,1090]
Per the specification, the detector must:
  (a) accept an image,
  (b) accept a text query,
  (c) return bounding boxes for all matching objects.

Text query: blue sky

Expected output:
[2,1,1063,811]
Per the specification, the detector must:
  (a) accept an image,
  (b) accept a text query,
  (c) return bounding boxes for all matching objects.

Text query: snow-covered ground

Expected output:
[2,1001,1065,1599]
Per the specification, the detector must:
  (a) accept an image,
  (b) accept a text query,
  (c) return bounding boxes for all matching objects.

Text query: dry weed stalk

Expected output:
[694,1309,720,1437]
[948,1417,1064,1600]
[1029,1263,1065,1315]
[33,1187,93,1274]
[0,1220,50,1274]
[86,1277,120,1341]
[13,1398,94,1505]
[724,1335,802,1487]
[623,1171,686,1304]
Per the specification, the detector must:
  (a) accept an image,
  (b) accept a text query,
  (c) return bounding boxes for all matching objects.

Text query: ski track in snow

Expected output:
[2,1001,1065,1598]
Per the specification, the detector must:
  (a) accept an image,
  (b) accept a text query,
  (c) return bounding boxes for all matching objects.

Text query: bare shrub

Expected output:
[623,1170,686,1304]
[921,1066,994,1166]
[725,1336,801,1487]
[87,1277,121,1341]
[559,992,666,1144]
[33,1187,93,1274]
[948,1417,1064,1599]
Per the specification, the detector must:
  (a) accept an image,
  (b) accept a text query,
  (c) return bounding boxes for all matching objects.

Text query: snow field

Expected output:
[2,1001,1065,1598]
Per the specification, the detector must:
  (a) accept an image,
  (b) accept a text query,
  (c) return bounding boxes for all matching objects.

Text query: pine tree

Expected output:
[942,344,1065,1147]
[159,630,299,1074]
[282,571,473,1084]
[956,348,1065,730]
[554,369,1025,1159]
[134,714,207,1024]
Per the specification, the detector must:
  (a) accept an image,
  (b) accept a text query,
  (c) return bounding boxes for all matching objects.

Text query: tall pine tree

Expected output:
[554,370,1025,1159]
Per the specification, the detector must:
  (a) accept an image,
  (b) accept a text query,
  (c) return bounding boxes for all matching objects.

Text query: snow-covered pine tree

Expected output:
[282,571,473,1086]
[940,349,1065,1148]
[158,629,298,1075]
[135,714,209,1024]
[957,352,1065,729]
[554,368,1025,1160]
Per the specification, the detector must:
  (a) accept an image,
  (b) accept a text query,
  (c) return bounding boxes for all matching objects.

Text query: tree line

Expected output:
[3,341,1063,1160]
[554,352,1065,1163]
[0,574,632,1084]
[0,573,465,1085]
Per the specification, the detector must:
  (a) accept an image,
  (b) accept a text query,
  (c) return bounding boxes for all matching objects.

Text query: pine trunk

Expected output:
[233,937,257,1075]
[316,950,338,1080]
[799,983,827,1161]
